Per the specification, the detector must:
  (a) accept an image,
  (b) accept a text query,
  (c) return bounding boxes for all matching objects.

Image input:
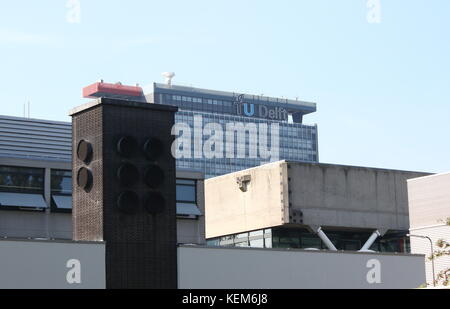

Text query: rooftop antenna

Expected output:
[162,72,175,87]
[23,101,30,118]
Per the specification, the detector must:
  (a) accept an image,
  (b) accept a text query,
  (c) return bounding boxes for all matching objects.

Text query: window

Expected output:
[176,179,201,217]
[249,238,264,248]
[0,166,46,210]
[51,170,72,195]
[235,233,250,247]
[176,179,196,203]
[249,230,265,248]
[51,170,72,212]
[207,239,220,247]
[301,237,321,249]
[0,166,44,193]
[264,237,273,248]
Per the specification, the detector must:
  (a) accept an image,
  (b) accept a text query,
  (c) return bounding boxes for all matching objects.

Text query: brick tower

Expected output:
[70,97,178,289]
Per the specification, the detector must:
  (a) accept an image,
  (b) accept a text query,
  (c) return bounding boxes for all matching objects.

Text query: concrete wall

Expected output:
[205,161,287,239]
[0,210,205,244]
[0,240,426,289]
[407,172,450,228]
[408,173,450,286]
[0,211,72,239]
[0,239,105,289]
[178,246,426,289]
[289,162,429,231]
[205,161,428,238]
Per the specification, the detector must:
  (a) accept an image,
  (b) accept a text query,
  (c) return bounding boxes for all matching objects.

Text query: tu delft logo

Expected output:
[236,94,255,117]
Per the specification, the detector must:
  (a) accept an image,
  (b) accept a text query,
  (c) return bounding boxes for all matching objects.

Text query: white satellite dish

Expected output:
[162,72,175,86]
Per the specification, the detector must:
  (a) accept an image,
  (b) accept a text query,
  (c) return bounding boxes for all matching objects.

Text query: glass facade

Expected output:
[0,166,46,210]
[51,170,72,195]
[207,229,274,249]
[207,227,410,253]
[154,85,319,178]
[0,166,44,193]
[46,173,199,215]
[174,111,318,178]
[50,170,72,212]
[0,165,199,215]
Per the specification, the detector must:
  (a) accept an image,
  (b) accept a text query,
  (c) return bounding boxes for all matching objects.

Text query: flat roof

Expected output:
[288,161,433,175]
[0,114,71,126]
[406,171,450,182]
[205,160,432,181]
[69,97,177,116]
[0,237,105,245]
[178,244,425,258]
[153,83,317,113]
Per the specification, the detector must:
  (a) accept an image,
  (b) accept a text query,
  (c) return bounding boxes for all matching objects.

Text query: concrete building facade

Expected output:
[0,238,427,289]
[206,161,429,252]
[408,172,450,286]
[178,246,426,289]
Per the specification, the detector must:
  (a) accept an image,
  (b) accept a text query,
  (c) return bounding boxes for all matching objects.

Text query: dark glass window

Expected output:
[176,178,201,217]
[270,227,410,253]
[50,170,72,212]
[342,239,361,251]
[0,166,44,193]
[302,237,321,249]
[176,179,196,203]
[206,239,220,247]
[375,231,409,253]
[51,170,72,195]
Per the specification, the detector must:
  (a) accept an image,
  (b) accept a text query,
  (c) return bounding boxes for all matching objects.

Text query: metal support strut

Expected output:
[360,230,381,252]
[315,227,338,251]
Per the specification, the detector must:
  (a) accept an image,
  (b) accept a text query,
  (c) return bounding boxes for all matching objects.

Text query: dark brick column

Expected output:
[70,97,178,289]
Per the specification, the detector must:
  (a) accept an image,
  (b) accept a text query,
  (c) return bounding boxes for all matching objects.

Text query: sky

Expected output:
[0,0,449,173]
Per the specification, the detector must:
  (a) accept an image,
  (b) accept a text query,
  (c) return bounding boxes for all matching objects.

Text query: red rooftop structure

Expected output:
[83,81,145,100]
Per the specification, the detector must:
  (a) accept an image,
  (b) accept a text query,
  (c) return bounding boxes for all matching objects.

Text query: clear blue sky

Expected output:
[1,1,449,173]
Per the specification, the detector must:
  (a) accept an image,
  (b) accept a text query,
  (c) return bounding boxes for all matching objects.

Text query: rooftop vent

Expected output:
[82,81,145,101]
